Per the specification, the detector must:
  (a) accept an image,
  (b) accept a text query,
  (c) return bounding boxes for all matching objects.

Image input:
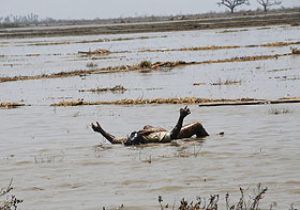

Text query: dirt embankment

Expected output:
[0,10,299,38]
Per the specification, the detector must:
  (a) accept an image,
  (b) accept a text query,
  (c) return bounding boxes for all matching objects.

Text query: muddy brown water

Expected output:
[0,24,300,209]
[1,105,300,209]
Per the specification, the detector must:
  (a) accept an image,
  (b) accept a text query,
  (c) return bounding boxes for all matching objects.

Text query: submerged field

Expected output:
[0,21,300,209]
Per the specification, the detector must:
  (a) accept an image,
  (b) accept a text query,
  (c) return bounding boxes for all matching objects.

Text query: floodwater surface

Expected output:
[0,24,300,210]
[0,105,299,210]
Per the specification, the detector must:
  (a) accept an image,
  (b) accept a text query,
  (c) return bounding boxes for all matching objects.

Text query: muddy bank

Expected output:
[0,10,299,38]
[0,53,293,83]
[50,97,300,107]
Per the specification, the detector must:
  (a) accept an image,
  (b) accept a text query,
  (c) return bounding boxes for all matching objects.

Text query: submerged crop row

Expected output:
[0,52,294,83]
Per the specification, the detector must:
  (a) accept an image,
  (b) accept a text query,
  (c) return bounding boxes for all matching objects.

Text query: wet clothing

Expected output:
[124,130,171,146]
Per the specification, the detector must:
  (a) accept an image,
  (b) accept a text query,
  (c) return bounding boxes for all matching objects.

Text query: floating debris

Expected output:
[291,47,300,54]
[210,79,241,86]
[0,102,26,109]
[193,82,206,86]
[86,62,98,68]
[78,48,110,55]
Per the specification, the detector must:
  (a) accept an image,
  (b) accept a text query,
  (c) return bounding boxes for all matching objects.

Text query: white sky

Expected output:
[1,0,299,19]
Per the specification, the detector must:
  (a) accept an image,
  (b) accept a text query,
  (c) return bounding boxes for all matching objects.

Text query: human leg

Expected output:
[177,122,209,139]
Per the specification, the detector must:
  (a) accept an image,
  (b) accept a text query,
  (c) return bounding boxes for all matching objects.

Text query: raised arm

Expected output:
[91,122,127,144]
[169,106,191,140]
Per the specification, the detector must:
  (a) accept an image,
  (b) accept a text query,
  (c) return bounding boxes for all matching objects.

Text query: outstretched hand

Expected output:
[91,122,102,133]
[180,106,191,117]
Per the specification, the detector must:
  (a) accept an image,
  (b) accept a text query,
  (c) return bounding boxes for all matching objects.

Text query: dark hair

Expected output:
[124,131,144,146]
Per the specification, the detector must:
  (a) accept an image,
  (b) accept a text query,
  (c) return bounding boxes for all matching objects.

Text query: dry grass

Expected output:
[0,102,26,109]
[0,53,292,84]
[50,97,233,106]
[210,79,241,86]
[79,85,127,93]
[86,62,98,68]
[78,48,110,55]
[269,107,292,115]
[193,82,206,86]
[140,41,300,53]
[0,179,23,210]
[140,45,240,53]
[158,183,298,210]
[260,41,300,47]
[50,97,300,107]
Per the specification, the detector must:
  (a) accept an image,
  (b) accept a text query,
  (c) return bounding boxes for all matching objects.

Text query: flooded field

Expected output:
[0,24,300,209]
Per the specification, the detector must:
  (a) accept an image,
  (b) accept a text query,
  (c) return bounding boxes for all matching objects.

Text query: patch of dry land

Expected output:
[0,9,299,38]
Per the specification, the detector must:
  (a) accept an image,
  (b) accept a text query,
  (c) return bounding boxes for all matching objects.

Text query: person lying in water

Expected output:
[91,106,209,146]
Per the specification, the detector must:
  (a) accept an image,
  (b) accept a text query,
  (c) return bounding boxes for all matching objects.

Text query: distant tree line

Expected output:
[0,0,289,28]
[0,13,39,24]
[0,13,58,27]
[218,0,282,13]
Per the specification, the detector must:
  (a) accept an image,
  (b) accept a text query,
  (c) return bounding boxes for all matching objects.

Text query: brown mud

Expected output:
[50,97,300,107]
[0,53,293,84]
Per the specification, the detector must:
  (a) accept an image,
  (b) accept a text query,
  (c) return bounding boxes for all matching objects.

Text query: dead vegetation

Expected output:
[102,184,297,210]
[139,41,300,53]
[193,82,206,86]
[86,62,98,68]
[140,45,240,53]
[210,79,241,86]
[268,107,292,115]
[218,29,249,33]
[158,183,297,210]
[261,41,300,48]
[0,102,26,109]
[0,179,23,210]
[50,97,300,107]
[0,53,292,84]
[79,85,127,93]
